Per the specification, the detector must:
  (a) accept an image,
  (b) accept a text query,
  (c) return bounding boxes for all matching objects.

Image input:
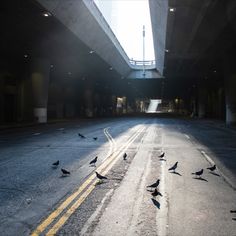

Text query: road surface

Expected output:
[0,117,235,235]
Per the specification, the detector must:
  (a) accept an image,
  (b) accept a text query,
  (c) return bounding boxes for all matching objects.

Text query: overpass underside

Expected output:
[0,0,236,126]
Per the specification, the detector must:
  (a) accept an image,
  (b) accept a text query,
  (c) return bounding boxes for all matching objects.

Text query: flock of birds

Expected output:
[52,132,236,221]
[52,150,128,182]
[146,151,217,198]
[52,134,217,187]
[51,132,112,182]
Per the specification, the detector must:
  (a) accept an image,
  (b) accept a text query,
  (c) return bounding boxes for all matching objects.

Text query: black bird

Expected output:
[151,188,159,197]
[95,171,107,181]
[90,156,98,166]
[93,137,98,141]
[151,188,163,197]
[61,168,70,175]
[207,164,216,172]
[78,133,85,138]
[52,160,59,167]
[123,153,127,160]
[159,152,165,158]
[147,179,160,189]
[168,162,178,172]
[192,169,203,178]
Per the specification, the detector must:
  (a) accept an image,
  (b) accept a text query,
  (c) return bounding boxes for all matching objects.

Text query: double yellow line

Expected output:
[31,125,146,236]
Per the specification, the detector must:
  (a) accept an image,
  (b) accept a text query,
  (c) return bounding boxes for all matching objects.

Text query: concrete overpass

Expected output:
[0,0,236,125]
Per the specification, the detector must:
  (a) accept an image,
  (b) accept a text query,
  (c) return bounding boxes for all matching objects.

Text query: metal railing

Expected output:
[129,59,156,66]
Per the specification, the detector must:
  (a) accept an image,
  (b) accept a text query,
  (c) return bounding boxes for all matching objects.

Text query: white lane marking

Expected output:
[57,128,65,131]
[184,134,190,139]
[104,127,117,157]
[200,151,215,165]
[32,133,41,136]
[80,189,114,235]
[201,150,236,190]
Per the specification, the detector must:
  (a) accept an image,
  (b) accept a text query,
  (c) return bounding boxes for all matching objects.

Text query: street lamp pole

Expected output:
[143,25,146,77]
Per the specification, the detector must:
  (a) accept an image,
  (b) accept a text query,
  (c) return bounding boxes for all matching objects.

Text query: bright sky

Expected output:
[94,0,155,61]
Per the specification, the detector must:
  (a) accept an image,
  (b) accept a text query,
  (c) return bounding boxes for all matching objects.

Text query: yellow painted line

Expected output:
[46,126,145,235]
[46,183,96,236]
[31,125,146,236]
[32,127,115,236]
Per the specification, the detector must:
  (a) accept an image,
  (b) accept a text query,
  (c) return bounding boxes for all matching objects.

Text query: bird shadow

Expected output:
[169,171,182,176]
[159,158,166,161]
[193,177,208,182]
[209,172,220,177]
[60,175,70,178]
[151,198,160,209]
[95,181,107,186]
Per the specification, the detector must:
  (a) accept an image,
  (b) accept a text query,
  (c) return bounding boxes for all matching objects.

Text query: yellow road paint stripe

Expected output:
[46,183,96,236]
[31,125,145,236]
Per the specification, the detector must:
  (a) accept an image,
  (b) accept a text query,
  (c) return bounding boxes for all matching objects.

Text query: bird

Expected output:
[90,156,98,166]
[168,162,178,172]
[123,153,127,160]
[147,179,160,189]
[52,160,59,167]
[61,168,70,175]
[95,171,107,182]
[93,137,98,141]
[207,164,216,172]
[78,133,85,138]
[192,169,204,178]
[151,188,162,197]
[159,152,165,158]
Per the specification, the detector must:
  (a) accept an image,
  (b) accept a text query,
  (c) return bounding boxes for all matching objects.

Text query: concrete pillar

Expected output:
[224,53,236,125]
[31,58,50,123]
[198,87,207,118]
[225,74,236,125]
[84,88,93,117]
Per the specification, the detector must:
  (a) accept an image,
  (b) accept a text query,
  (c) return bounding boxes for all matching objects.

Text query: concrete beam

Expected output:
[149,0,168,76]
[36,0,132,77]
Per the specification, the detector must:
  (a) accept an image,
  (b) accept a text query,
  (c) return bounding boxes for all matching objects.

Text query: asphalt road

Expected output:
[0,117,236,236]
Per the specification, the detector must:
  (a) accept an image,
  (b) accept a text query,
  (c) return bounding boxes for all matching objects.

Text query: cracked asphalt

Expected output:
[0,116,236,236]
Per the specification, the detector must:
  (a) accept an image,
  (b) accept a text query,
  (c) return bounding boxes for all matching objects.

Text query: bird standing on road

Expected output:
[52,160,59,168]
[78,133,86,138]
[123,153,127,160]
[159,152,165,158]
[95,171,107,183]
[147,179,160,189]
[168,162,178,172]
[90,156,98,166]
[207,164,216,172]
[192,169,204,178]
[61,168,70,176]
[93,137,98,141]
[151,188,159,197]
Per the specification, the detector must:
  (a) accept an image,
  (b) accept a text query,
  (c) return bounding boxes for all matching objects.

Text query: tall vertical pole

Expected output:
[143,25,145,76]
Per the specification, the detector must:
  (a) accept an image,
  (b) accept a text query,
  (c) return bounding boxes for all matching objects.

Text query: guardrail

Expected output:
[129,60,156,66]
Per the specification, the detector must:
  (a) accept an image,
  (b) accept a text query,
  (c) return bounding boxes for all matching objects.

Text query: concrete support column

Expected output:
[225,74,236,125]
[0,76,4,123]
[31,58,50,123]
[224,53,236,125]
[198,87,207,118]
[84,81,94,118]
